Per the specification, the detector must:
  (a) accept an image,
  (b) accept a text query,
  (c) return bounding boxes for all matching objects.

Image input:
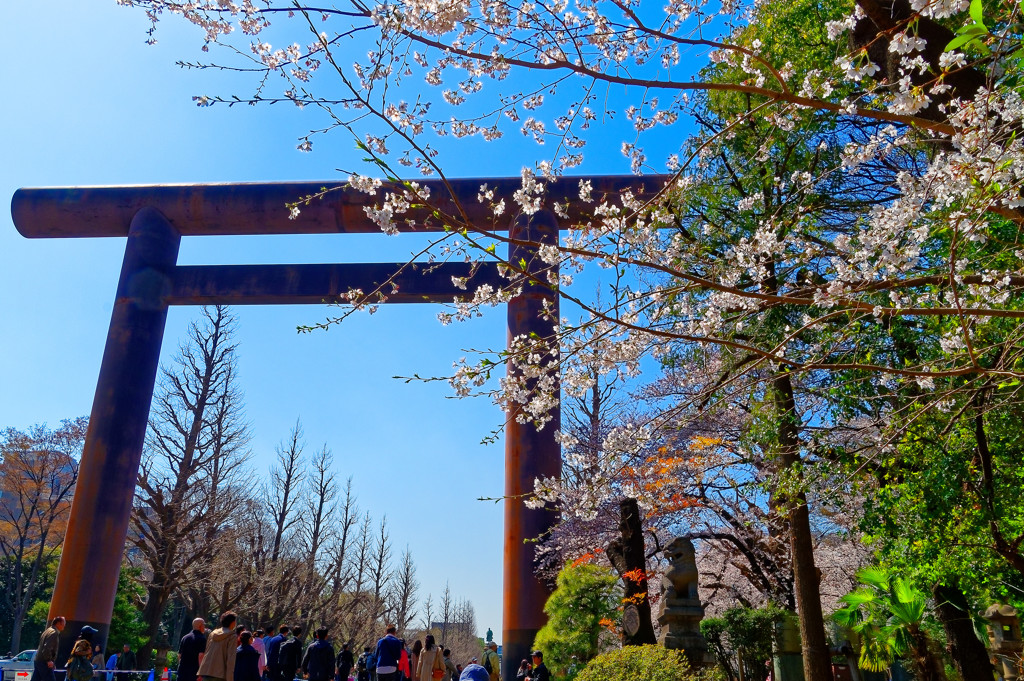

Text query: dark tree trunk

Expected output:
[933,582,994,681]
[773,374,833,681]
[139,584,171,670]
[606,497,657,646]
[909,626,945,681]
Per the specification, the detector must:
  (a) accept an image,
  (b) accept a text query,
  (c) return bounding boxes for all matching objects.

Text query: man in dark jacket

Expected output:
[179,618,208,681]
[300,629,335,681]
[278,628,304,681]
[31,616,65,681]
[266,626,290,681]
[116,645,138,681]
[526,652,549,681]
[335,643,354,681]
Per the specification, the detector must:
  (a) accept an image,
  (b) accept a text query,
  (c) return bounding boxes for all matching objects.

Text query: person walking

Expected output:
[92,646,106,678]
[197,611,240,681]
[278,628,304,681]
[396,644,409,681]
[526,652,548,681]
[66,627,98,681]
[355,648,371,681]
[235,632,262,681]
[300,629,335,681]
[408,642,421,681]
[480,643,499,681]
[266,626,290,681]
[31,616,65,681]
[116,644,138,681]
[335,644,354,681]
[441,651,457,681]
[179,618,208,681]
[251,630,267,679]
[372,626,403,681]
[415,637,444,681]
[105,651,119,681]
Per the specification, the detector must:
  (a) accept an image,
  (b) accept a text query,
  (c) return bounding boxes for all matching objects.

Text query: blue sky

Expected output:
[1,0,698,641]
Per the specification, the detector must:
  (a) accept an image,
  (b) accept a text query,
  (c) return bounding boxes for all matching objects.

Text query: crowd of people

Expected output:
[30,615,552,681]
[29,618,142,681]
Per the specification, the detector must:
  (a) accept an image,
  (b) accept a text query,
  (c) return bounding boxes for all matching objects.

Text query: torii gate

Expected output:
[11,176,648,681]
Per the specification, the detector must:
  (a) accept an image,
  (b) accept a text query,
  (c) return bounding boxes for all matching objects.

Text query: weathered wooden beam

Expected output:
[11,176,666,238]
[167,261,503,305]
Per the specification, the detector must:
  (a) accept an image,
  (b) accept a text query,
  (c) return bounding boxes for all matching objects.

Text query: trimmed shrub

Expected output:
[575,645,719,681]
[533,564,620,675]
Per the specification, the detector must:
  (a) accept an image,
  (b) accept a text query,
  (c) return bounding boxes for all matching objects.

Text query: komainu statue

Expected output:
[657,537,709,665]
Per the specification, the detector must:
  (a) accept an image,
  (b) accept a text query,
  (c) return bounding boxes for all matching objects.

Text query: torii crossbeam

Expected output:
[11,176,655,681]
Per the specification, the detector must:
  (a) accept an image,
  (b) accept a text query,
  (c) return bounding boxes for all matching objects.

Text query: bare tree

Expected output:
[131,306,252,669]
[370,517,393,626]
[328,479,360,595]
[439,583,453,644]
[269,421,306,562]
[388,547,418,639]
[421,594,434,634]
[443,599,481,668]
[0,418,84,653]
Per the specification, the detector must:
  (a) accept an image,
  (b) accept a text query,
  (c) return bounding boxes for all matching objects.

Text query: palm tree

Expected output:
[833,566,944,681]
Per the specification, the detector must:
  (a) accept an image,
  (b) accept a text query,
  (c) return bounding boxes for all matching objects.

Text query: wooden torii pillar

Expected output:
[11,176,650,681]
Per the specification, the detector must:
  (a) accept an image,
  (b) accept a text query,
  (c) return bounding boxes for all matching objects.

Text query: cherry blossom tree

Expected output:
[118,0,1024,677]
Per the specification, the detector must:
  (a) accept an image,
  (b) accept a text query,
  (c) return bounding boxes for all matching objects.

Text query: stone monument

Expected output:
[657,537,709,665]
[982,604,1022,681]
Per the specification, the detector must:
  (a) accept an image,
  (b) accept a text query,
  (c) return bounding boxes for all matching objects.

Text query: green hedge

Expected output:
[575,645,720,681]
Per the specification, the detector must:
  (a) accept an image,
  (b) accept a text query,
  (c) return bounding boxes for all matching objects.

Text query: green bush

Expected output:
[533,564,620,674]
[575,645,719,681]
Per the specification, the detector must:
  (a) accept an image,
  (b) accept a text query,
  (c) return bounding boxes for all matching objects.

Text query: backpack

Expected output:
[356,653,368,672]
[67,656,94,681]
[482,651,494,676]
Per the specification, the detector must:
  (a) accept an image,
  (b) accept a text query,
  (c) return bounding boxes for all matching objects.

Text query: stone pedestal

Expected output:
[657,538,709,666]
[773,613,805,681]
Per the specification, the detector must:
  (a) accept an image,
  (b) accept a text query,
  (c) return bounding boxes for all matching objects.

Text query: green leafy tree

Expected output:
[533,564,620,676]
[700,605,785,681]
[833,567,943,680]
[27,560,146,658]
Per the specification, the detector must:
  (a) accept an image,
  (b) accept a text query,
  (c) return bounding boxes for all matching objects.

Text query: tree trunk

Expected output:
[773,373,833,681]
[909,627,945,681]
[10,606,25,655]
[606,497,657,646]
[932,582,994,681]
[140,584,170,669]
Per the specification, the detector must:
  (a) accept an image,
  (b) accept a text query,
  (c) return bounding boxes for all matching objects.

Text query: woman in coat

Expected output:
[409,641,422,681]
[414,636,444,681]
[234,632,262,681]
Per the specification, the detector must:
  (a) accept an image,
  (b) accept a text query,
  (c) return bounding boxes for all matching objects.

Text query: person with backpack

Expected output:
[355,648,371,681]
[66,626,98,681]
[279,628,304,681]
[480,643,500,681]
